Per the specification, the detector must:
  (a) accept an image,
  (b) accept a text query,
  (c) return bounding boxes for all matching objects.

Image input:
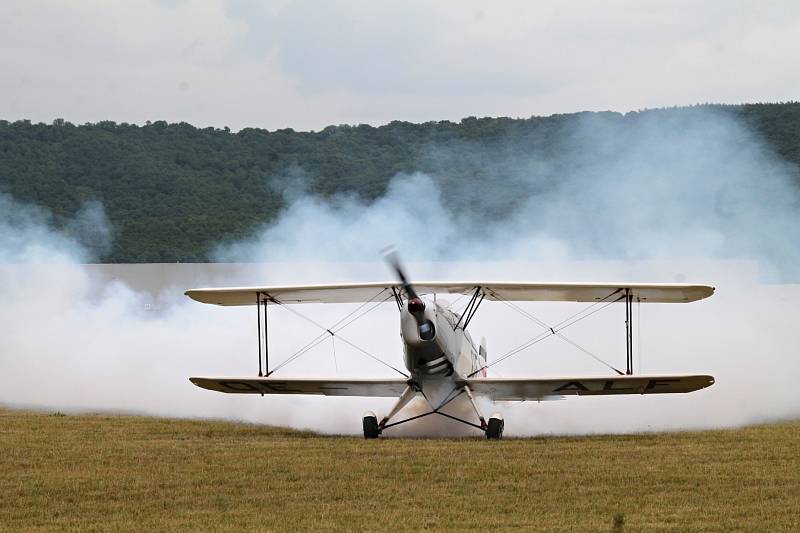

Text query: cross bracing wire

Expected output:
[468,289,625,377]
[268,289,408,377]
[269,289,392,371]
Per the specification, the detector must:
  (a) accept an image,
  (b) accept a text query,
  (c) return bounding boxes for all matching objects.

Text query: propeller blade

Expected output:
[383,248,419,300]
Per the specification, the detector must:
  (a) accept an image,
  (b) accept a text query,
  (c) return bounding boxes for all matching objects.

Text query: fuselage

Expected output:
[400,297,485,382]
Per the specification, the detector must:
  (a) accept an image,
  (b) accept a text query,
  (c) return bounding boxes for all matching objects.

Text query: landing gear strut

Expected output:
[362,385,417,439]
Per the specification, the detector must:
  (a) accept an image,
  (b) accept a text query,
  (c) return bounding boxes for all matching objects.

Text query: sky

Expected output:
[1,0,798,131]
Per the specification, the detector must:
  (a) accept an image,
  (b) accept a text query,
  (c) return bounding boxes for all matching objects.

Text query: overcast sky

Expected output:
[2,0,798,131]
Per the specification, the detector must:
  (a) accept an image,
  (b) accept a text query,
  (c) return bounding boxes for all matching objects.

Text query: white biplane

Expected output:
[186,254,715,439]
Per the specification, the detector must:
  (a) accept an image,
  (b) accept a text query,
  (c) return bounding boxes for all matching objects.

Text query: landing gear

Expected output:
[363,412,380,439]
[486,413,504,440]
[362,385,503,439]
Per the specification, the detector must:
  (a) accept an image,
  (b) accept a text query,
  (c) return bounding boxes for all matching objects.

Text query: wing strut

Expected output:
[257,292,263,376]
[256,292,262,376]
[453,286,485,331]
[264,294,270,376]
[391,286,403,311]
[625,289,633,375]
[256,292,273,377]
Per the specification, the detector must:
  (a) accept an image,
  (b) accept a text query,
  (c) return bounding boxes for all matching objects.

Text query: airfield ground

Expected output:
[1,408,798,531]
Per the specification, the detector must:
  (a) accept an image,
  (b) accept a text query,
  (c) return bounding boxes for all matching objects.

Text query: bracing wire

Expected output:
[469,290,625,377]
[331,335,339,375]
[270,289,390,371]
[494,290,623,371]
[269,290,408,377]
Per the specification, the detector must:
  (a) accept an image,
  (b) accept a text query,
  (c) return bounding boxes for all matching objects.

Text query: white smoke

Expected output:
[0,193,84,263]
[1,107,799,436]
[217,108,800,276]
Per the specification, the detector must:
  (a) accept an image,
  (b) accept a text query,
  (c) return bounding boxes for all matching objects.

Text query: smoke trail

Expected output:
[216,108,800,278]
[1,107,799,436]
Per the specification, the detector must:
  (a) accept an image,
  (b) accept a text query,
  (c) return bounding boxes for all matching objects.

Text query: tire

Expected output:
[363,413,380,439]
[486,415,504,440]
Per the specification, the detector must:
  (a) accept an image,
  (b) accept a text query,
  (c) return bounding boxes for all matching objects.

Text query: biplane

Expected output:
[186,254,715,439]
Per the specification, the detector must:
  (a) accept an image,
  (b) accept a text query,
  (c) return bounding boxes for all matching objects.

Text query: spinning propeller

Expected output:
[383,248,425,314]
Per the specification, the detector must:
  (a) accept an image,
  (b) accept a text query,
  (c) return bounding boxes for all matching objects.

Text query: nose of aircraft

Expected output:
[408,297,425,314]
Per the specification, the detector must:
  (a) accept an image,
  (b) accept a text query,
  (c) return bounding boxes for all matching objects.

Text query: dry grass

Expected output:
[1,408,798,532]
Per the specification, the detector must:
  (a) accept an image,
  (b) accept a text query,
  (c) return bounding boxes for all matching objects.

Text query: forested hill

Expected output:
[1,103,799,263]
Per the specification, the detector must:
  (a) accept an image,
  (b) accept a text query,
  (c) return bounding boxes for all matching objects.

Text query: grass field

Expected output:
[1,408,798,532]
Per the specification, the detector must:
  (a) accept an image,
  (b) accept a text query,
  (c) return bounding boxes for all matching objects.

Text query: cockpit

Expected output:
[418,320,435,341]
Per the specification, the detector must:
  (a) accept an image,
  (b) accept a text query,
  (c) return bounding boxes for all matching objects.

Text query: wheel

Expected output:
[362,412,380,439]
[486,414,504,440]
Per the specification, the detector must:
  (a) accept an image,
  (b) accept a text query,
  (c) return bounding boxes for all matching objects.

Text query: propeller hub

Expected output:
[408,297,425,314]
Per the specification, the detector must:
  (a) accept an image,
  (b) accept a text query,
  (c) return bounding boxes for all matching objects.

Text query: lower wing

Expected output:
[190,377,409,397]
[464,374,714,401]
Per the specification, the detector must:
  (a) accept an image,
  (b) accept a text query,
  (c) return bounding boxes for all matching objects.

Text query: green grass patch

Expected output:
[1,408,798,531]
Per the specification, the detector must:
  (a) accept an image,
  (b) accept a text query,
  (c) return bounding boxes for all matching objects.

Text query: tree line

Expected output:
[0,102,798,262]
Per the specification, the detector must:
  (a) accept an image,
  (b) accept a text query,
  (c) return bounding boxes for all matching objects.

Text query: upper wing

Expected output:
[464,374,714,401]
[185,281,714,306]
[190,376,409,397]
